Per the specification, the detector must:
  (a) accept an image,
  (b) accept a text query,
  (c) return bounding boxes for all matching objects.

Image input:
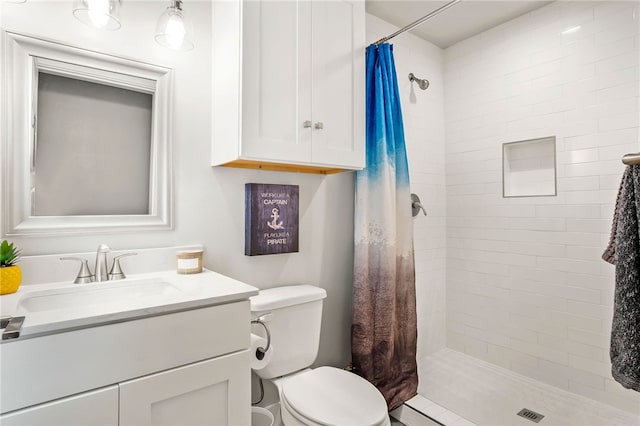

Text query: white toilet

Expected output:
[250,285,391,426]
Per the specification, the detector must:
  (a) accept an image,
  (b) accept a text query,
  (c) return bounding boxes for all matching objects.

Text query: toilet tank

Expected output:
[250,285,327,379]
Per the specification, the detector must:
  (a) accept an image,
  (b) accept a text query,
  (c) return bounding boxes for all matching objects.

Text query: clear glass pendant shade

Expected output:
[155,0,194,51]
[73,0,121,30]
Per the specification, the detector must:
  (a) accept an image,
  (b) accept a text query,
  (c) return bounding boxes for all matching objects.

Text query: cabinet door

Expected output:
[0,386,118,426]
[241,0,312,163]
[311,0,365,169]
[119,350,251,426]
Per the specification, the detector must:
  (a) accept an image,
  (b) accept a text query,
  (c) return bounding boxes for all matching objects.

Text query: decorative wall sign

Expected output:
[245,183,299,256]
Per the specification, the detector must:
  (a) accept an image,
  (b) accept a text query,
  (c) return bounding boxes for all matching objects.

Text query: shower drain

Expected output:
[517,408,545,423]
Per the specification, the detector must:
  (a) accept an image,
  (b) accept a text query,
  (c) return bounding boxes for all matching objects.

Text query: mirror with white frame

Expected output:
[1,32,173,236]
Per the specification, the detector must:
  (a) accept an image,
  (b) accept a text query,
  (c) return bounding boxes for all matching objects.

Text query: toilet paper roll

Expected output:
[251,333,274,370]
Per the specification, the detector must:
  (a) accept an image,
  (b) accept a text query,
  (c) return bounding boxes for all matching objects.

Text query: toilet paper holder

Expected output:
[251,315,271,360]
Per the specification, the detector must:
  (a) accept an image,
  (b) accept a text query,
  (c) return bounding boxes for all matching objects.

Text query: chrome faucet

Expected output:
[94,244,111,282]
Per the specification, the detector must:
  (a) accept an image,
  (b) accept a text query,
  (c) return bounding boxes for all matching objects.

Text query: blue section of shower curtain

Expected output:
[352,43,418,411]
[364,43,410,187]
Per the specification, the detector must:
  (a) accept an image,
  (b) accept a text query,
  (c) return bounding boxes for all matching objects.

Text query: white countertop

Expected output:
[0,269,258,340]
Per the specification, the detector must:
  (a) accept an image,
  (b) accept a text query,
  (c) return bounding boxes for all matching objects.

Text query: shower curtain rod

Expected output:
[622,152,640,165]
[373,0,462,45]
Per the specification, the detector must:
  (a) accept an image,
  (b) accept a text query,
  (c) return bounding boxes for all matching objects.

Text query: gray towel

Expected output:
[602,165,640,392]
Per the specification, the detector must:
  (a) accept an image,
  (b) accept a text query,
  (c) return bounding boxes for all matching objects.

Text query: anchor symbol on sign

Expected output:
[267,208,284,230]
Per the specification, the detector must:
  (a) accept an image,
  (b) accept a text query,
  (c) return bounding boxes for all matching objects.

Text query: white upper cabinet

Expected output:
[212,0,365,174]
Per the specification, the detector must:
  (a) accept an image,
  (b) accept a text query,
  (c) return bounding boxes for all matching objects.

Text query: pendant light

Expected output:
[155,0,194,51]
[73,0,121,30]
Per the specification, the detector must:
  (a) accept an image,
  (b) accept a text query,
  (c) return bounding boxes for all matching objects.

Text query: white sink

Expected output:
[16,279,181,314]
[0,269,258,339]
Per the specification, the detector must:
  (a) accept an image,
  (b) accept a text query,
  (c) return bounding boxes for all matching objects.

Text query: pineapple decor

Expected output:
[0,240,22,295]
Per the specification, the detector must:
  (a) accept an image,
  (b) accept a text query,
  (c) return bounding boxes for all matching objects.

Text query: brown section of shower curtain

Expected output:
[352,243,418,411]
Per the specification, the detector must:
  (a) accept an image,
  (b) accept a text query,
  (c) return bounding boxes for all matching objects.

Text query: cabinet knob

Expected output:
[303,120,312,128]
[314,122,324,130]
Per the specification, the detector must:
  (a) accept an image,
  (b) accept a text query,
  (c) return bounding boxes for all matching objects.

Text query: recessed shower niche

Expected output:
[502,136,557,198]
[1,32,173,236]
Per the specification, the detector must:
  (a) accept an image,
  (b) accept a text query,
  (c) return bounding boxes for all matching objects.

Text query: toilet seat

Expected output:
[281,366,388,426]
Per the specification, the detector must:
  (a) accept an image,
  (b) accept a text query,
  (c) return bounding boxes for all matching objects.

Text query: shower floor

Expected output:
[417,349,639,426]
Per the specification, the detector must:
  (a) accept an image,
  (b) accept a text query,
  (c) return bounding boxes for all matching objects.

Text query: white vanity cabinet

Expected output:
[0,387,118,426]
[0,301,252,425]
[212,0,365,174]
[120,351,250,426]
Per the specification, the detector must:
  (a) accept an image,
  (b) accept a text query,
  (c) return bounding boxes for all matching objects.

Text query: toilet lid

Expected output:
[281,367,388,426]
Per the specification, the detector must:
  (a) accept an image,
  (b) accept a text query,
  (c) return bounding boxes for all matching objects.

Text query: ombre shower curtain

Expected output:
[352,43,418,411]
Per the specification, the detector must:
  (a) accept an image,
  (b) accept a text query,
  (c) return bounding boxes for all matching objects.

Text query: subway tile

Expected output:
[464,336,489,359]
[567,339,608,363]
[569,353,611,376]
[565,245,608,264]
[594,48,639,73]
[446,331,466,353]
[595,21,639,47]
[598,112,639,132]
[540,356,608,390]
[486,344,515,369]
[509,265,568,285]
[594,63,638,91]
[464,324,510,348]
[535,204,602,218]
[509,338,569,365]
[564,160,624,177]
[511,291,567,312]
[560,59,597,85]
[596,81,639,103]
[601,203,616,220]
[600,173,624,190]
[565,189,618,204]
[566,271,611,288]
[561,23,595,47]
[595,96,638,118]
[564,127,638,151]
[508,241,566,257]
[567,300,611,319]
[557,176,600,191]
[448,258,511,276]
[568,328,611,349]
[566,365,607,390]
[567,313,606,333]
[509,313,567,339]
[565,218,611,233]
[450,247,537,267]
[510,349,540,373]
[594,1,636,27]
[560,118,599,137]
[522,362,571,390]
[598,143,640,162]
[558,148,599,164]
[536,257,602,275]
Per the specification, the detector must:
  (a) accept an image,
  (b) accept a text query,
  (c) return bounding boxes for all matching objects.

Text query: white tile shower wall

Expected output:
[366,14,448,360]
[444,0,640,414]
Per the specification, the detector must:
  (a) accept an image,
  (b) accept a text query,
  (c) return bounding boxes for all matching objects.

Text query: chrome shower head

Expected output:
[409,73,429,90]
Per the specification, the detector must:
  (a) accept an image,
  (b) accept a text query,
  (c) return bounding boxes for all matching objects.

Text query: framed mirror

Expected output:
[1,32,173,236]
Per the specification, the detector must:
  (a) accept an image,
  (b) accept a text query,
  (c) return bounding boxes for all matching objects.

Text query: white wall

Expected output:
[0,1,354,370]
[444,0,640,413]
[366,14,448,361]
